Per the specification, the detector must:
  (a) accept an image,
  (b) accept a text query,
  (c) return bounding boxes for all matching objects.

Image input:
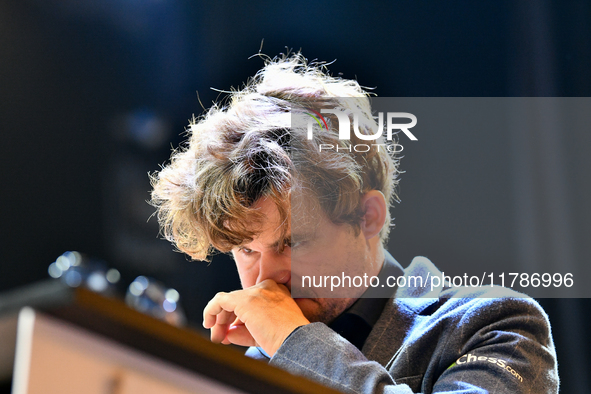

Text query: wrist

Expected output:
[266,319,310,357]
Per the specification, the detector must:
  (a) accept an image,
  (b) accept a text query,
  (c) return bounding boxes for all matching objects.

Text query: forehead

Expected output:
[251,198,283,225]
[244,197,290,243]
[246,196,324,243]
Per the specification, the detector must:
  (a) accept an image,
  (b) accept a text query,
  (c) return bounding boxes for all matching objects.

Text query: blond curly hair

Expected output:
[150,54,400,261]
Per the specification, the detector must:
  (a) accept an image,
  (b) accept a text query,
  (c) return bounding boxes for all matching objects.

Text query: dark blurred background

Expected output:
[1,1,590,392]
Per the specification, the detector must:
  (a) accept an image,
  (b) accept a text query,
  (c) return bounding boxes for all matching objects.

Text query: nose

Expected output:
[256,249,291,286]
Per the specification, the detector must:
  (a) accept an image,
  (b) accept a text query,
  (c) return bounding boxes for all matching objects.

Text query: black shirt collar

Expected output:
[328,251,403,349]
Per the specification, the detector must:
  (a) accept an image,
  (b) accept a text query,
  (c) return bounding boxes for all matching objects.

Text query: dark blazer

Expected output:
[247,254,559,393]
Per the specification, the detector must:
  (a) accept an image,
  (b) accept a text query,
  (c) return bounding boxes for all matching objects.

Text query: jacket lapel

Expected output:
[362,255,443,369]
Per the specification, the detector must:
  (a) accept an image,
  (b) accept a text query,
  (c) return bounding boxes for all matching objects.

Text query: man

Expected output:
[150,54,559,393]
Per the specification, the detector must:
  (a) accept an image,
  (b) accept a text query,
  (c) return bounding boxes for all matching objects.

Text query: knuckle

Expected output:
[208,291,227,305]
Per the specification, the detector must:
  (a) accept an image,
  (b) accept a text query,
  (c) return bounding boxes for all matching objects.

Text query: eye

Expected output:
[238,246,254,255]
[285,239,303,250]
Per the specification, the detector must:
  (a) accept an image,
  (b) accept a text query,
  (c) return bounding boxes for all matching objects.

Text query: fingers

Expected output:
[210,309,236,343]
[203,292,233,329]
[202,283,305,354]
[226,324,257,347]
[258,279,292,299]
[204,292,253,345]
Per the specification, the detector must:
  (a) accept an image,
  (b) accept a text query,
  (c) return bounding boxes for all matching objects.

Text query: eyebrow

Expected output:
[268,231,315,250]
[268,233,291,251]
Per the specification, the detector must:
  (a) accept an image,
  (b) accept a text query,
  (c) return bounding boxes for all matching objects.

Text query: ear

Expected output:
[359,190,387,240]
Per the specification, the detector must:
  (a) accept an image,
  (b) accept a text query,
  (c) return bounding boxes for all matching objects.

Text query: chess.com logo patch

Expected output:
[452,353,524,383]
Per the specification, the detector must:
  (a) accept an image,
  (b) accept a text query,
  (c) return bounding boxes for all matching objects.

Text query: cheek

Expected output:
[233,253,259,289]
[299,298,355,324]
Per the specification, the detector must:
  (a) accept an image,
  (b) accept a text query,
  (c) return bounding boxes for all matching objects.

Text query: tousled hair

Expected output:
[150,54,400,261]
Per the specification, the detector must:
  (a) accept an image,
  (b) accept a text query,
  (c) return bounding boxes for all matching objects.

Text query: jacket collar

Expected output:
[362,255,442,365]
